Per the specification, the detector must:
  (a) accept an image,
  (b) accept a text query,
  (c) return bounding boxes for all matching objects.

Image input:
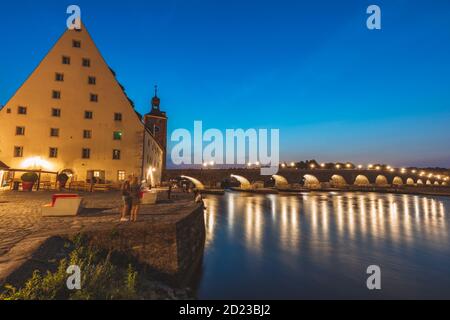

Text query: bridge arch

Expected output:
[180,175,205,190]
[272,175,289,188]
[426,180,432,185]
[434,181,440,186]
[230,174,252,190]
[330,175,347,187]
[303,174,321,189]
[443,182,448,186]
[375,175,388,186]
[406,178,415,185]
[392,176,404,186]
[354,175,370,186]
[417,179,424,185]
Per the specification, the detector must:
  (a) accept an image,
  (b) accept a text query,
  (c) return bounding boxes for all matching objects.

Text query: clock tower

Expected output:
[144,85,168,169]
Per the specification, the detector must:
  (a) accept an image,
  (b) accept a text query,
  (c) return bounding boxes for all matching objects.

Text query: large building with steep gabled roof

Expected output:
[0,23,165,185]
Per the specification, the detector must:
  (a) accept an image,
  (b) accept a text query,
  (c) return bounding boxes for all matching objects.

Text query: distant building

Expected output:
[0,23,166,185]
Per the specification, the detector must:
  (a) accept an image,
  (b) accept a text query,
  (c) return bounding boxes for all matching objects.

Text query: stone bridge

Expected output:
[164,168,448,190]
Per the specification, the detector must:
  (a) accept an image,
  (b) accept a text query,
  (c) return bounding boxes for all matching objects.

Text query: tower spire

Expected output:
[151,84,161,110]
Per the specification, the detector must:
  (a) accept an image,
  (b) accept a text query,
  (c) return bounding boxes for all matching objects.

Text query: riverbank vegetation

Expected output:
[0,235,191,300]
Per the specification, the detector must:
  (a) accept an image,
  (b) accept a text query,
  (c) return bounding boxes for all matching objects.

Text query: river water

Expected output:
[190,191,450,299]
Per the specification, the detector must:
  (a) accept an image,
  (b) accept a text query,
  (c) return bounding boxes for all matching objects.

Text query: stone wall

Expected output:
[79,205,205,285]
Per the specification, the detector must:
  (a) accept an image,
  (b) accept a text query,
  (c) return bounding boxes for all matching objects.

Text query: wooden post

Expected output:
[37,170,42,191]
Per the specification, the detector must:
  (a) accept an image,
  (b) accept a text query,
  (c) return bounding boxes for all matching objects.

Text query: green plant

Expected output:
[0,238,140,300]
[21,172,39,183]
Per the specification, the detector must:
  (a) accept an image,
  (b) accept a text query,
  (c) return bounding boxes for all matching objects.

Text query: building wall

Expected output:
[0,24,163,184]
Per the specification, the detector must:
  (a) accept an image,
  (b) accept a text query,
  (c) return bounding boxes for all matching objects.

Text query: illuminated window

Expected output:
[113,131,122,140]
[14,146,23,158]
[93,171,101,178]
[82,148,90,159]
[117,171,126,181]
[113,149,121,160]
[15,127,25,136]
[49,148,58,158]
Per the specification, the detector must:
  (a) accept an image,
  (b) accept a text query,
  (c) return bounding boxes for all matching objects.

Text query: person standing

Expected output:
[130,176,141,222]
[120,175,132,222]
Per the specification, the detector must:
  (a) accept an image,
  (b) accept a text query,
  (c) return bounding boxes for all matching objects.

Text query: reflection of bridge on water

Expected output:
[165,168,449,190]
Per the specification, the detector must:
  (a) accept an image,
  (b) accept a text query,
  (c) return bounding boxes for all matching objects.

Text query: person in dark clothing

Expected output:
[130,176,141,222]
[120,175,132,222]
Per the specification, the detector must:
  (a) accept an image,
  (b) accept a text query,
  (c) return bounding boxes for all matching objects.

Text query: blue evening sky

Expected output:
[1,0,449,167]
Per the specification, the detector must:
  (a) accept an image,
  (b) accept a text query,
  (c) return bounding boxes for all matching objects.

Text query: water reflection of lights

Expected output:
[204,197,218,248]
[204,193,448,256]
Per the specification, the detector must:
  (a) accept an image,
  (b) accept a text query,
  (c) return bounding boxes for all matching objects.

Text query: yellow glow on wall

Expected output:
[20,156,53,171]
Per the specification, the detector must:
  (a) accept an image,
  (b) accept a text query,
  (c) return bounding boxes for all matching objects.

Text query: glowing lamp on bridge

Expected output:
[290,162,295,167]
[281,163,286,168]
[202,163,208,168]
[376,166,381,170]
[401,168,407,174]
[336,164,341,169]
[387,166,392,170]
[368,164,374,169]
[310,164,316,169]
[390,168,395,173]
[346,164,351,168]
[320,163,325,168]
[209,161,215,166]
[357,165,363,169]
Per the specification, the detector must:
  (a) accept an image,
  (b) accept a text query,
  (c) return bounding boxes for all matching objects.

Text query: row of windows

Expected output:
[14,127,123,140]
[62,56,91,67]
[13,146,122,160]
[50,90,98,102]
[55,73,96,85]
[13,106,122,121]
